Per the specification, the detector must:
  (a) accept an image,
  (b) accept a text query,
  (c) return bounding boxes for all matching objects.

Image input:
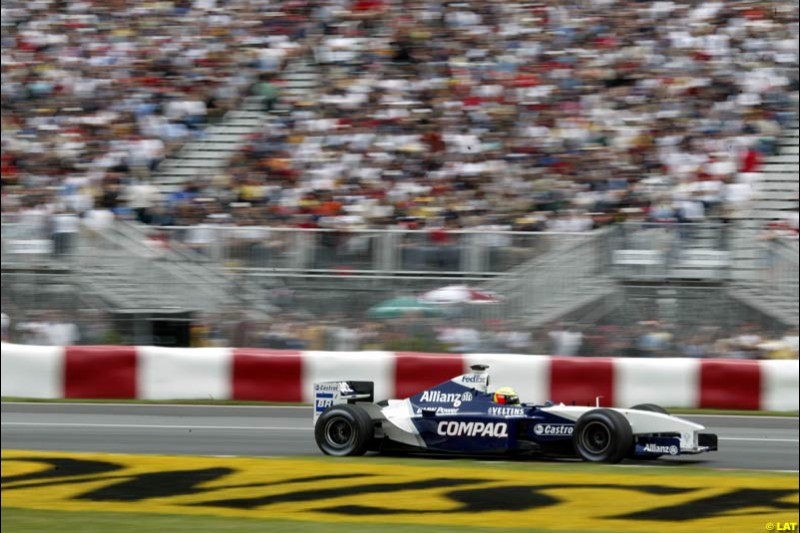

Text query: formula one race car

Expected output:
[313,365,718,463]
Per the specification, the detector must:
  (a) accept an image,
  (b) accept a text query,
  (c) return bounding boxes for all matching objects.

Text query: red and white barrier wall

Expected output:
[1,343,797,411]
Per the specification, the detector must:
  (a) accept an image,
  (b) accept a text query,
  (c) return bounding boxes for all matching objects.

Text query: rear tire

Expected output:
[315,404,373,456]
[630,403,669,415]
[573,409,633,463]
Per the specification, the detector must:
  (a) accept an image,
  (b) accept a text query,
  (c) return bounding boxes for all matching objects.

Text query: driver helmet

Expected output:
[492,386,520,405]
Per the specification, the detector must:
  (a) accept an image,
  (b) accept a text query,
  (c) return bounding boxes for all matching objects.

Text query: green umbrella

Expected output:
[366,297,448,319]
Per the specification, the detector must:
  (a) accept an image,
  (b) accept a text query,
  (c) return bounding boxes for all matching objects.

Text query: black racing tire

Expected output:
[573,409,633,464]
[314,404,373,457]
[630,403,669,415]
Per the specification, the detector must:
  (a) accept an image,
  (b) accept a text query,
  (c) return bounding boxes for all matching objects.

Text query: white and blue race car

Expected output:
[313,365,718,463]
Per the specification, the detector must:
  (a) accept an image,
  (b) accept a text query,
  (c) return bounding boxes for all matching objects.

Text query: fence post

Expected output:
[376,232,397,273]
[461,233,487,273]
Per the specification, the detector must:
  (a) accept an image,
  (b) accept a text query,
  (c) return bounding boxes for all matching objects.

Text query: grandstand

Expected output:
[2,0,798,357]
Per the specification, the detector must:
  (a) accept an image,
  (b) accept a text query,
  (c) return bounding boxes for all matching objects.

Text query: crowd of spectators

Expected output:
[213,0,798,233]
[2,1,798,360]
[2,1,798,235]
[1,0,302,223]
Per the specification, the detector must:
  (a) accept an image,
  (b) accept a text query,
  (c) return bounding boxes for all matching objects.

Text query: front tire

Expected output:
[315,404,373,456]
[573,409,633,463]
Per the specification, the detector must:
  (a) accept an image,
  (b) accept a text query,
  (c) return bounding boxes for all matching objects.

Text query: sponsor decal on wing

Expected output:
[641,443,679,456]
[314,383,339,393]
[315,393,334,414]
[634,437,681,456]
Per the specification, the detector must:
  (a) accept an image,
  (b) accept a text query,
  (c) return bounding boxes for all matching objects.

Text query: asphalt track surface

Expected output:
[2,403,797,472]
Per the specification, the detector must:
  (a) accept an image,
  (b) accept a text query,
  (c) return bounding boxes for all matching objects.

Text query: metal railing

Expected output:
[760,238,800,308]
[479,229,614,326]
[2,219,240,314]
[608,222,736,280]
[3,219,791,282]
[3,217,797,348]
[142,225,579,276]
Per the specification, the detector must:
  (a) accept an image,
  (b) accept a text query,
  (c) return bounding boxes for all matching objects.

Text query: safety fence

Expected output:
[762,238,800,305]
[3,219,797,349]
[1,218,574,276]
[3,219,762,279]
[2,343,797,411]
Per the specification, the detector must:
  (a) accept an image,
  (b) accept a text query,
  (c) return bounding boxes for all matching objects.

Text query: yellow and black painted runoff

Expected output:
[2,450,797,532]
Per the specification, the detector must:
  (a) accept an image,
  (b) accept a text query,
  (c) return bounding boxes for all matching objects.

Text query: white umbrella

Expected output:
[419,285,502,305]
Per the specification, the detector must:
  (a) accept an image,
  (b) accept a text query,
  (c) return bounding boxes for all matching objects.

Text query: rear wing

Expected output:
[313,381,374,424]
